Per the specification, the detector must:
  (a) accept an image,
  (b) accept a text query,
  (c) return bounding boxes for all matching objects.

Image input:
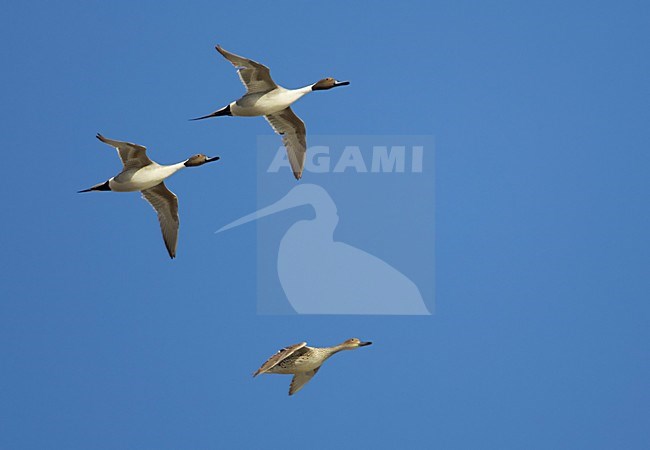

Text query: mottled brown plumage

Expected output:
[254,338,372,395]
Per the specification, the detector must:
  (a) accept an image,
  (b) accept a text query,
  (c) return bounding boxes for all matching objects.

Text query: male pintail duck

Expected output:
[191,45,349,180]
[254,338,371,395]
[78,133,220,258]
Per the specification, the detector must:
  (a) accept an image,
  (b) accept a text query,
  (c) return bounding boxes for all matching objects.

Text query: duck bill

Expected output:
[358,341,372,347]
[205,156,220,163]
[333,80,350,87]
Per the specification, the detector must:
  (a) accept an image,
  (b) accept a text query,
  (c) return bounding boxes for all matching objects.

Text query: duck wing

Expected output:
[253,342,307,377]
[141,182,179,259]
[216,45,277,94]
[96,133,153,170]
[264,107,307,180]
[289,367,320,396]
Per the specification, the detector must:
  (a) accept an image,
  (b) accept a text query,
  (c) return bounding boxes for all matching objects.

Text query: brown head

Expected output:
[184,154,220,167]
[312,77,351,91]
[340,337,372,349]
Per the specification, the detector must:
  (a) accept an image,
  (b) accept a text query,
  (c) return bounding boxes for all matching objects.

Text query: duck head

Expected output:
[184,154,220,167]
[311,77,350,91]
[341,338,372,349]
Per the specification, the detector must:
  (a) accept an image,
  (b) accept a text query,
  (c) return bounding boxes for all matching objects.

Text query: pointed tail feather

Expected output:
[189,104,232,121]
[78,180,111,193]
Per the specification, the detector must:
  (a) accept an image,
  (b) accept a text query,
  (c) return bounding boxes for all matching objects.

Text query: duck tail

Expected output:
[189,104,232,121]
[78,180,111,193]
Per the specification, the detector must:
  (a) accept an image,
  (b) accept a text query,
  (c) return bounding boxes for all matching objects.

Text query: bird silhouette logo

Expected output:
[217,184,430,314]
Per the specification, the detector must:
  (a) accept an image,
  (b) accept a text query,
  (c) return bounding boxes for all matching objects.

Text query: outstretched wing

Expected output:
[216,45,277,94]
[253,342,307,377]
[96,133,153,170]
[289,367,320,396]
[141,182,179,259]
[264,107,307,180]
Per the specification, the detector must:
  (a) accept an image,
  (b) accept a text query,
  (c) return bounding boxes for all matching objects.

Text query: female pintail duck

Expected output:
[254,338,372,395]
[191,45,350,180]
[78,133,220,258]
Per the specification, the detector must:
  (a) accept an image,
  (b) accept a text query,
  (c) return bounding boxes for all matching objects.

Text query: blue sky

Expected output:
[1,1,649,449]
